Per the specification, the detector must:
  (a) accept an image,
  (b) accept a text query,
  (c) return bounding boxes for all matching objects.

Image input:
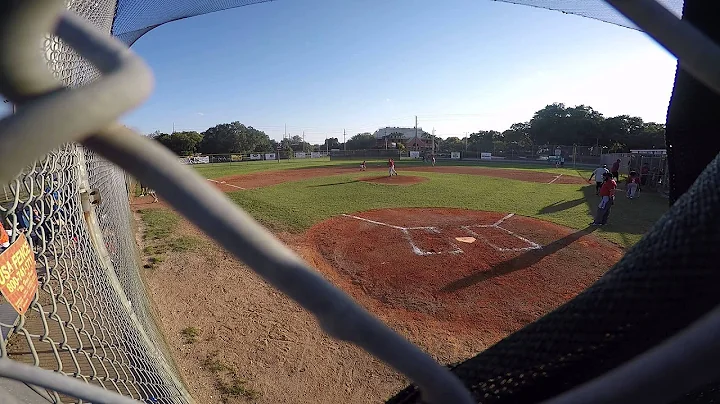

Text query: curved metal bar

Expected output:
[83,126,474,404]
[0,0,154,183]
[0,359,140,404]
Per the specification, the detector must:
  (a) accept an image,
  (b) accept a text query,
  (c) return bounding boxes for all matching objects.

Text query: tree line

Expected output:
[151,103,666,156]
[151,122,349,156]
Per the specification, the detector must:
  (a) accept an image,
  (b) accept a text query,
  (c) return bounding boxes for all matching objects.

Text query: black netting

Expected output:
[495,0,683,29]
[111,0,686,46]
[112,0,273,45]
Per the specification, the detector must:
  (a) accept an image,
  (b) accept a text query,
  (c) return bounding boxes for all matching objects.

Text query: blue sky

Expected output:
[121,0,677,144]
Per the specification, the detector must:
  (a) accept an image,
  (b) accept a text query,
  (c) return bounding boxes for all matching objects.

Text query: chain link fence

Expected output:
[0,0,190,402]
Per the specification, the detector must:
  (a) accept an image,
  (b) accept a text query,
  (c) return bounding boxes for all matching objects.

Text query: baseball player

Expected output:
[388,158,397,176]
[360,160,366,171]
[589,164,610,195]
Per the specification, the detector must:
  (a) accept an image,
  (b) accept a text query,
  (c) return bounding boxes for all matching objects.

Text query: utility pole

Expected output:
[172,122,175,134]
[284,124,287,141]
[303,131,305,152]
[343,129,346,151]
[431,128,435,155]
[415,116,418,140]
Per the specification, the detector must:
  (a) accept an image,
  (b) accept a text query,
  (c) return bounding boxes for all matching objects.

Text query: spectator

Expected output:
[592,172,617,226]
[640,164,650,186]
[627,171,640,199]
[611,159,621,180]
[589,164,610,195]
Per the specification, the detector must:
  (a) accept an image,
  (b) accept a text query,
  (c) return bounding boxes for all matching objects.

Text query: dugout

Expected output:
[629,149,668,193]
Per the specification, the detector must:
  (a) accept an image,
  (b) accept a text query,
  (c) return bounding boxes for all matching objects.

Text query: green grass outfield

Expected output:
[193,158,586,179]
[195,160,668,248]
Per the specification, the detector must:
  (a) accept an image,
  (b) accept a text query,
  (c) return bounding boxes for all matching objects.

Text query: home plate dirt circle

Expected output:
[359,175,428,185]
[307,208,624,339]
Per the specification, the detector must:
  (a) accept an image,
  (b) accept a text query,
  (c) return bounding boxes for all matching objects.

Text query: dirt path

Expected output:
[132,206,408,403]
[210,165,585,190]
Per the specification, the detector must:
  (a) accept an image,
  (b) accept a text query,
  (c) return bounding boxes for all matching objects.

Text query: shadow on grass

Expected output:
[440,226,599,293]
[306,179,360,188]
[539,198,585,215]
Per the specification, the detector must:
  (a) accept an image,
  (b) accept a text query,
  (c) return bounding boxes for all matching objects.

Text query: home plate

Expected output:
[455,237,476,243]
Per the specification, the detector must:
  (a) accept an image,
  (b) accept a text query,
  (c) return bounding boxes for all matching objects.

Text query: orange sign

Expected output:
[0,233,37,315]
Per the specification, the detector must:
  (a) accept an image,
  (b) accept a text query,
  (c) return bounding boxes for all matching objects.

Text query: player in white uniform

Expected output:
[589,164,610,195]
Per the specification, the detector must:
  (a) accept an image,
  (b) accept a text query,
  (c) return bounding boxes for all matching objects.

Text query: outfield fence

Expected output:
[328,145,603,166]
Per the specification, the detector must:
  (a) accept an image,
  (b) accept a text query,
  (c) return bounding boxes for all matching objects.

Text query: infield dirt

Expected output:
[134,197,622,403]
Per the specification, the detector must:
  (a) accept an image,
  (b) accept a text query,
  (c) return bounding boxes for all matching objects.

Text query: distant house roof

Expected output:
[406,136,428,148]
[373,127,427,140]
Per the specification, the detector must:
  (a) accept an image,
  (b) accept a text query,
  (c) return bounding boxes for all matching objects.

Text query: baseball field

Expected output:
[132,158,668,403]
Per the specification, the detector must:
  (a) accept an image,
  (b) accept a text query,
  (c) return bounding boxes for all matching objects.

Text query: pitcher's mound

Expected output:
[360,175,427,185]
[306,208,623,344]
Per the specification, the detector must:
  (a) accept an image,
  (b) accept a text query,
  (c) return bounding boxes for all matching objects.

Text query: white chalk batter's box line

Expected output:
[342,213,542,256]
[208,178,246,190]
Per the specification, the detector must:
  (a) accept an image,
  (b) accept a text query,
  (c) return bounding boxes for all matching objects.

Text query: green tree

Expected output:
[529,103,604,146]
[323,137,341,150]
[346,133,376,150]
[468,130,502,152]
[492,140,507,153]
[198,122,272,154]
[439,137,465,153]
[153,131,203,156]
[502,122,533,148]
[285,135,313,152]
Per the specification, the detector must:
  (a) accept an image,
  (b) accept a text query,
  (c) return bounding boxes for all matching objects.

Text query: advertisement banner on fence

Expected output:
[180,156,210,164]
[264,153,276,160]
[310,152,321,158]
[231,154,243,162]
[295,152,307,159]
[409,151,421,159]
[451,152,461,160]
[481,152,492,160]
[250,154,263,160]
[0,233,38,315]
